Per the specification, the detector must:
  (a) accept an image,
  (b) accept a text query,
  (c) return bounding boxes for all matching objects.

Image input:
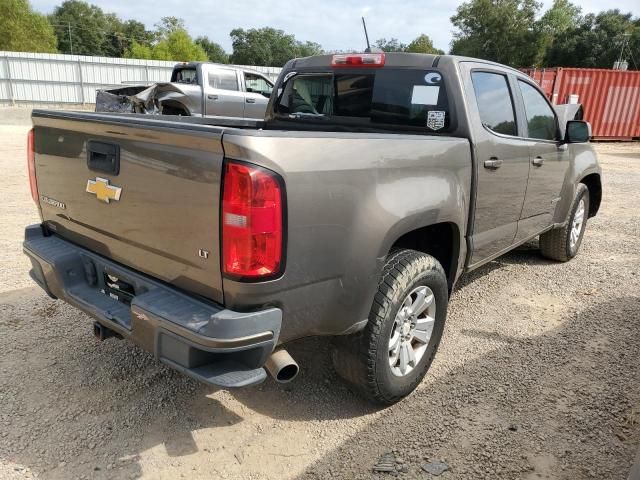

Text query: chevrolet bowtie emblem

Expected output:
[86,177,122,203]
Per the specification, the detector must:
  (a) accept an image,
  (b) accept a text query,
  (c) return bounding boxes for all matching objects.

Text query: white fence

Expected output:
[0,51,282,105]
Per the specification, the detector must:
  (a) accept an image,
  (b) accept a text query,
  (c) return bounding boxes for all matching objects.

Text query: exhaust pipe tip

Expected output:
[264,349,299,383]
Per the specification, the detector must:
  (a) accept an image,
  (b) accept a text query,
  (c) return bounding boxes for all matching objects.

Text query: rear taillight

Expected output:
[222,161,284,279]
[331,53,385,67]
[27,128,38,203]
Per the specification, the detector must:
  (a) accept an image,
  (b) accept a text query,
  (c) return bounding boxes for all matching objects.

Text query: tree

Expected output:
[155,16,185,38]
[105,19,155,58]
[195,36,229,63]
[535,0,582,64]
[374,38,407,52]
[152,29,208,61]
[230,27,323,66]
[544,10,640,69]
[406,34,444,54]
[0,0,57,52]
[297,41,324,58]
[125,19,207,62]
[450,0,542,67]
[49,0,111,55]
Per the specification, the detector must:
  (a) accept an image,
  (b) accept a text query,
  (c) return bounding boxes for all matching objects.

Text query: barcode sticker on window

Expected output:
[426,111,446,130]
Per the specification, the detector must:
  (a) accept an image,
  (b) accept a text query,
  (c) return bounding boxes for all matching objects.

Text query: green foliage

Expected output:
[450,0,639,69]
[374,38,407,52]
[535,0,582,65]
[195,36,229,63]
[49,0,154,57]
[297,41,324,58]
[126,28,207,61]
[406,34,445,55]
[450,0,543,67]
[229,27,323,67]
[373,34,443,54]
[155,17,185,38]
[50,0,110,55]
[0,0,57,52]
[545,10,640,69]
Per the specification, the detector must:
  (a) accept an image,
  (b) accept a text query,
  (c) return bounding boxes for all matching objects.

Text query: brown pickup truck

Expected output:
[24,53,601,404]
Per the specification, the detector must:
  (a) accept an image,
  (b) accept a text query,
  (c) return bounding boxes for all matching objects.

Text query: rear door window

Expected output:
[208,69,239,91]
[275,68,452,133]
[518,80,558,140]
[471,71,517,136]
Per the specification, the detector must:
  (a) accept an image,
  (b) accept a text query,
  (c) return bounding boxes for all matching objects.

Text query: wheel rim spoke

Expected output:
[412,323,433,344]
[399,342,410,374]
[389,330,401,352]
[409,287,434,317]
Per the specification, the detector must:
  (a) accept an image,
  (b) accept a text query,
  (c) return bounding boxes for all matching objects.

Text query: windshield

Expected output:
[274,69,452,133]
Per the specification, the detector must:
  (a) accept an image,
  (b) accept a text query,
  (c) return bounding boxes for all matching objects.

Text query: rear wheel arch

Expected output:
[579,173,601,218]
[388,222,461,290]
[161,100,190,116]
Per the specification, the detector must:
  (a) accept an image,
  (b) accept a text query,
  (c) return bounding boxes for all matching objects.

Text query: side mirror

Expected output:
[565,120,591,143]
[262,91,271,98]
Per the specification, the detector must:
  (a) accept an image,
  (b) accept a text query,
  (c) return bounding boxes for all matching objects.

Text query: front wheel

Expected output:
[540,183,590,262]
[332,249,448,405]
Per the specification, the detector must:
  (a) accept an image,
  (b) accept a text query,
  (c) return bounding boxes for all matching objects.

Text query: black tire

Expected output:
[332,249,448,405]
[540,183,590,262]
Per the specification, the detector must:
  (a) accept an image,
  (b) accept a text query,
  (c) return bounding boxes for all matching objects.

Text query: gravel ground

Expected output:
[0,125,638,480]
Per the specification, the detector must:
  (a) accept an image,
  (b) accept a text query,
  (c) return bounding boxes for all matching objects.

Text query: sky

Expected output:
[30,0,640,53]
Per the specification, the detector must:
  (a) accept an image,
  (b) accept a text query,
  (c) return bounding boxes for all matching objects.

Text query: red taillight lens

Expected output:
[222,161,284,279]
[27,128,38,203]
[331,53,385,67]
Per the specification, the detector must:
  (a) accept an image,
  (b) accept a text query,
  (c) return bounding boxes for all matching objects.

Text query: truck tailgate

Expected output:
[31,111,226,303]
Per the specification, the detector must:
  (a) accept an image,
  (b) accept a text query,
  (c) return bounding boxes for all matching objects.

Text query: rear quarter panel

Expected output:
[222,131,472,343]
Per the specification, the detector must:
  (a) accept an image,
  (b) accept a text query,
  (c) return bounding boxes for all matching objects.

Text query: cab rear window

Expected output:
[275,69,452,133]
[171,67,198,84]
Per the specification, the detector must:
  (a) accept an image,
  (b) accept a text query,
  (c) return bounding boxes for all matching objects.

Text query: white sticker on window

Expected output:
[426,111,446,130]
[411,85,440,105]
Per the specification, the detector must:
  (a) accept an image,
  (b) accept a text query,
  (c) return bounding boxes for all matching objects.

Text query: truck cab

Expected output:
[170,63,274,119]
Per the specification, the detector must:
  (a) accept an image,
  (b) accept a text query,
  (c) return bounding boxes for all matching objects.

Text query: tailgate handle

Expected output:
[87,141,120,175]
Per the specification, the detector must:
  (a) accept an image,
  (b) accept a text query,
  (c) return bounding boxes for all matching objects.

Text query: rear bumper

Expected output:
[23,224,281,388]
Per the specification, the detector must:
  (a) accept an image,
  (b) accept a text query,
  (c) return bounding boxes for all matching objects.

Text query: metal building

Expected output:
[0,51,282,106]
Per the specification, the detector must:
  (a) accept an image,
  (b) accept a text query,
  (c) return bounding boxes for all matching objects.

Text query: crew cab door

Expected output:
[242,72,273,119]
[461,64,531,265]
[513,79,570,242]
[203,66,246,117]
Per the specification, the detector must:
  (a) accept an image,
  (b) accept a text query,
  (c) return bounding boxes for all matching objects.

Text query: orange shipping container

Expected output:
[523,67,640,140]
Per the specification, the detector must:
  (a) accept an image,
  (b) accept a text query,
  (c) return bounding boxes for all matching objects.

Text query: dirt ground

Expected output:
[0,124,638,480]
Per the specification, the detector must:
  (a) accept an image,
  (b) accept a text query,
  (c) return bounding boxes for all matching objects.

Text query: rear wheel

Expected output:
[332,249,448,405]
[540,183,590,262]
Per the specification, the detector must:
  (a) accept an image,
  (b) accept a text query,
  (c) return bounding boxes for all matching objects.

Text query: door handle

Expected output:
[532,156,544,167]
[207,94,218,100]
[484,158,503,169]
[246,98,256,104]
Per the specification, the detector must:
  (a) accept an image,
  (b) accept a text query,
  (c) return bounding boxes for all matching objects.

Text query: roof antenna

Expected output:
[362,17,371,52]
